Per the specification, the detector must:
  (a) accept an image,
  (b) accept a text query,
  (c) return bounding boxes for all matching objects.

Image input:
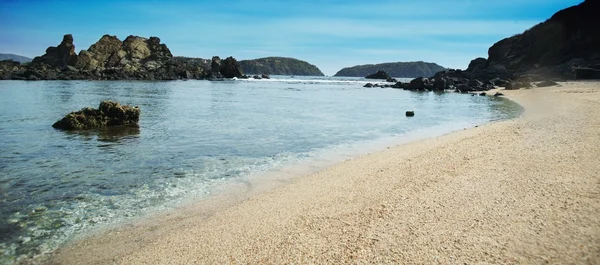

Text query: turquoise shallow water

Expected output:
[0,76,522,263]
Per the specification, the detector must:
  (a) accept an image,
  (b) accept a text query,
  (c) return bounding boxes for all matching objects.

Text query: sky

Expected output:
[0,0,582,75]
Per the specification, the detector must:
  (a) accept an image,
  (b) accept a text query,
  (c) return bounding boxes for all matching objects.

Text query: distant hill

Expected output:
[239,57,324,76]
[334,61,446,78]
[0,53,32,63]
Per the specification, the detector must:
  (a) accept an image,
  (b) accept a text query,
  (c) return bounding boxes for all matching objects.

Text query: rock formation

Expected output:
[52,101,140,130]
[3,34,241,80]
[31,34,78,68]
[219,56,244,78]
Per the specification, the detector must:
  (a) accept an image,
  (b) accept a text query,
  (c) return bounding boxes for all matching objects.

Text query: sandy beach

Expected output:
[48,82,600,264]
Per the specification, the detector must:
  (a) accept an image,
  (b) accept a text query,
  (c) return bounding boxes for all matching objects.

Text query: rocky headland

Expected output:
[0,34,245,81]
[335,61,446,78]
[366,0,599,92]
[239,57,324,76]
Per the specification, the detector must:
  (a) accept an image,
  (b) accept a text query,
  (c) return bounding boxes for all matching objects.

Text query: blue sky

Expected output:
[0,0,582,75]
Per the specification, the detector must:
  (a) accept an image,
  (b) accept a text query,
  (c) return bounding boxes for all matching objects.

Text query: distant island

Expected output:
[0,53,32,63]
[239,57,324,76]
[334,62,446,78]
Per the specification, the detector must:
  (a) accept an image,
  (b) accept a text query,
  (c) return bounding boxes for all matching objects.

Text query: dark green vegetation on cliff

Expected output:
[239,57,324,76]
[334,62,446,78]
[0,54,32,63]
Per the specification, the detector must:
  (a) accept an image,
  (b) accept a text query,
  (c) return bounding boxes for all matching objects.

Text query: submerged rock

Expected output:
[52,101,140,130]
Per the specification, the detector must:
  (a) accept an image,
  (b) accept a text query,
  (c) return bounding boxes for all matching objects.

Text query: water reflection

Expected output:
[62,126,140,143]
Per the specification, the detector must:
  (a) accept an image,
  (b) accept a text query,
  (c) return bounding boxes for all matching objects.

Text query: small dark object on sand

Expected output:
[494,92,505,97]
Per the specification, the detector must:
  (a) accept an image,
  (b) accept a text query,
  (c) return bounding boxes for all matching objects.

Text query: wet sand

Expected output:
[49,82,600,264]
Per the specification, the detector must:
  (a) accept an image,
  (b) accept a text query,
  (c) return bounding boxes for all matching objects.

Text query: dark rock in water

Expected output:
[574,67,600,79]
[365,70,391,80]
[466,57,487,72]
[406,111,415,117]
[409,77,429,91]
[261,74,270,79]
[219,56,244,78]
[479,92,487,96]
[536,80,559,87]
[364,83,374,88]
[391,82,409,89]
[494,92,505,97]
[433,77,447,91]
[52,101,140,130]
[253,75,262,79]
[386,78,397,83]
[31,34,78,68]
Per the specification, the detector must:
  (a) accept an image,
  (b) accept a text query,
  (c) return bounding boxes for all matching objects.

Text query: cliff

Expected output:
[334,62,446,78]
[465,0,600,79]
[239,57,324,76]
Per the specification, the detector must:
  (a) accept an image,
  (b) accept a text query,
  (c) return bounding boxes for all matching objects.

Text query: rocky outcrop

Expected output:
[4,34,219,80]
[52,101,140,130]
[32,34,78,68]
[365,70,391,80]
[219,56,244,78]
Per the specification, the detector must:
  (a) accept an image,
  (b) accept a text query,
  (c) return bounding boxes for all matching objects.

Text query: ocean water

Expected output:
[0,76,522,263]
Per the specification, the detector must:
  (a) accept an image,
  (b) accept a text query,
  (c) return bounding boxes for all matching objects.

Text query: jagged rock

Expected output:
[211,56,221,73]
[76,35,123,70]
[467,57,487,72]
[219,56,244,78]
[52,101,140,130]
[365,70,391,80]
[261,74,270,79]
[409,77,429,90]
[32,34,78,68]
[537,80,559,87]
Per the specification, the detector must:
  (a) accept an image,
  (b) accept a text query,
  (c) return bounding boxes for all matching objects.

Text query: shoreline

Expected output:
[47,82,599,264]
